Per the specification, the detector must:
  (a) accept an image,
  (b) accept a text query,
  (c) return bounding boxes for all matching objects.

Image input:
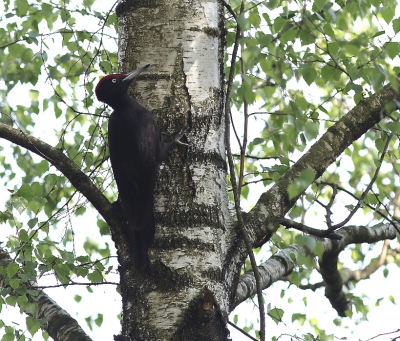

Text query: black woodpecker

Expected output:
[95,64,182,269]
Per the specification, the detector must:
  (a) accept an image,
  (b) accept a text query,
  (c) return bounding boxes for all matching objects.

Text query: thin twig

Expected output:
[230,109,243,150]
[316,181,394,224]
[331,132,392,231]
[238,48,249,197]
[31,281,119,289]
[228,177,272,191]
[224,2,265,340]
[325,183,337,229]
[228,321,258,341]
[232,153,282,160]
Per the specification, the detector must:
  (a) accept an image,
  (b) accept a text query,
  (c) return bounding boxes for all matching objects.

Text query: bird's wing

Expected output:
[136,115,162,169]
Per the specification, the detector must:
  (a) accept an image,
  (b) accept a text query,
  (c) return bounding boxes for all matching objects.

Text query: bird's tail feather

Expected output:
[123,199,155,269]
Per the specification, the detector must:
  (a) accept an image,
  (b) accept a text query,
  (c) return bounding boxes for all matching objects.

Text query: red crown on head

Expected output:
[95,73,125,94]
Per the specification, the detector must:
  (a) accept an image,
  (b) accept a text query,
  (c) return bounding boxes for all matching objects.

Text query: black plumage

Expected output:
[95,65,172,268]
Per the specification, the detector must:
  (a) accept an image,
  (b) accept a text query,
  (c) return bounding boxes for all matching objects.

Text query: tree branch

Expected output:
[0,247,93,341]
[280,218,342,240]
[0,121,118,229]
[245,81,400,247]
[280,240,398,291]
[233,223,399,312]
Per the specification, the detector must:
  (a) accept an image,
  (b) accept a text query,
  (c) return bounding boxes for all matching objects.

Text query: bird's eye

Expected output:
[112,78,117,83]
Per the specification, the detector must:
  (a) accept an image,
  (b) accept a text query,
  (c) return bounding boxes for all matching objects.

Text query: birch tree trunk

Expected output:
[115,1,232,340]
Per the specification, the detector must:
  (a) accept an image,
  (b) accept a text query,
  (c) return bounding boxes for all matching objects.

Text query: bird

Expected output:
[95,64,185,269]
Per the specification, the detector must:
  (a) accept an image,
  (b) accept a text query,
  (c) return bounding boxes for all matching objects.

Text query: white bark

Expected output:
[116,1,232,339]
[233,223,398,308]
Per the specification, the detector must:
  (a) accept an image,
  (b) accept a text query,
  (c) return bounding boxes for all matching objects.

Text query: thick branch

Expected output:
[280,240,397,291]
[246,82,400,247]
[0,122,118,228]
[281,218,342,240]
[0,247,92,341]
[233,223,398,311]
[319,249,350,316]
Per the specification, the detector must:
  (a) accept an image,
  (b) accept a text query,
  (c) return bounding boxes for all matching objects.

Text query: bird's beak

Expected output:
[123,64,150,83]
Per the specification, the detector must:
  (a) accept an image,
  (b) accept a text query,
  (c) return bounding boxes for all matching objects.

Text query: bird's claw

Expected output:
[175,140,189,147]
[173,126,189,146]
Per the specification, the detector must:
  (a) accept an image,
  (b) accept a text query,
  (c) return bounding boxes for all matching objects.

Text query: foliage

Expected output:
[0,0,118,339]
[226,0,400,339]
[0,0,399,340]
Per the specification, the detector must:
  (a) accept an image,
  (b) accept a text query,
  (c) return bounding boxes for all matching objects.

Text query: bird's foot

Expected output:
[173,126,189,146]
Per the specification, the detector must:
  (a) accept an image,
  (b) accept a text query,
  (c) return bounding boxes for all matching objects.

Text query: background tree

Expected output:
[0,0,400,340]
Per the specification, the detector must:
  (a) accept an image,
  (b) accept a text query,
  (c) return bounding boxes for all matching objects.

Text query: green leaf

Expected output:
[321,65,333,82]
[327,42,339,55]
[88,270,103,283]
[11,197,28,214]
[296,235,324,257]
[5,296,17,307]
[304,122,319,140]
[29,198,47,213]
[248,10,261,28]
[97,219,110,236]
[268,308,284,324]
[386,121,400,134]
[54,264,70,284]
[94,313,103,327]
[25,302,38,315]
[7,263,19,278]
[273,17,286,33]
[9,279,20,289]
[383,267,389,278]
[1,333,15,341]
[36,160,49,177]
[381,6,395,24]
[312,0,326,12]
[288,169,316,200]
[26,317,41,336]
[252,137,264,145]
[15,0,29,15]
[292,313,306,325]
[343,43,360,56]
[16,184,35,201]
[17,294,28,310]
[302,68,317,85]
[323,23,335,38]
[19,229,29,242]
[386,42,400,59]
[85,316,93,331]
[27,218,38,229]
[28,90,39,102]
[299,31,315,46]
[393,18,400,33]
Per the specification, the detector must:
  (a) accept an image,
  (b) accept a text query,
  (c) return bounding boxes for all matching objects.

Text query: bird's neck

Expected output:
[110,94,139,112]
